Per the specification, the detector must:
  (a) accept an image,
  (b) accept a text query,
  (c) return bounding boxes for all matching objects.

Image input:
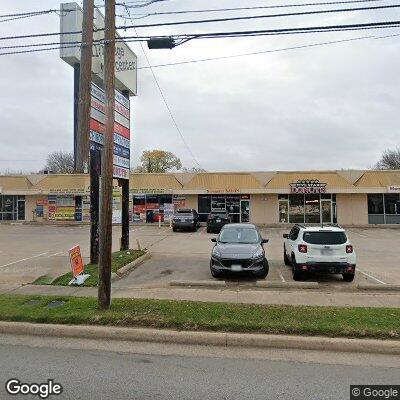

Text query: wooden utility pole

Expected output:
[76,0,94,173]
[98,0,115,309]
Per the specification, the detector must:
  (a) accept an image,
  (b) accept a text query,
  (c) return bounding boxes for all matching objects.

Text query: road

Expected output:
[0,334,399,400]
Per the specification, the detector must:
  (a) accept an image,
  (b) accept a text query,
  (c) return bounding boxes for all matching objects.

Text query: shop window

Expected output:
[305,194,320,223]
[278,194,289,200]
[289,194,305,223]
[198,195,211,214]
[211,195,226,212]
[226,195,240,214]
[384,194,400,215]
[279,200,289,223]
[368,194,384,215]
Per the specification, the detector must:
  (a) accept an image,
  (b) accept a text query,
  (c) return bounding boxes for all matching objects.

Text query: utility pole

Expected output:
[76,0,94,173]
[98,0,115,309]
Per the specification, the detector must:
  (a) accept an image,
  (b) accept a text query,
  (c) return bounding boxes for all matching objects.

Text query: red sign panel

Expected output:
[90,119,130,140]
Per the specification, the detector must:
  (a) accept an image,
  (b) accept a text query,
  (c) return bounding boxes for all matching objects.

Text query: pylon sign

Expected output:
[89,83,131,179]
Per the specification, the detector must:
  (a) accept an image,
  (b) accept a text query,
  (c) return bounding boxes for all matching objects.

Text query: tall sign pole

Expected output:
[98,0,115,309]
[76,0,94,173]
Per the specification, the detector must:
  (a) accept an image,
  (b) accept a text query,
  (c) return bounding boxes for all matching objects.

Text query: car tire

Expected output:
[172,227,177,232]
[253,260,269,279]
[206,227,211,233]
[291,256,303,281]
[210,268,223,279]
[342,273,355,282]
[283,246,291,266]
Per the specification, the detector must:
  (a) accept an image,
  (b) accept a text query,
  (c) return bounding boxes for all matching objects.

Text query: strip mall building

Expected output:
[1,170,400,226]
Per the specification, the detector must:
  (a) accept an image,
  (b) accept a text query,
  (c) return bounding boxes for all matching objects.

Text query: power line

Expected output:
[137,35,384,69]
[1,19,400,56]
[1,2,399,41]
[123,5,203,170]
[119,0,386,16]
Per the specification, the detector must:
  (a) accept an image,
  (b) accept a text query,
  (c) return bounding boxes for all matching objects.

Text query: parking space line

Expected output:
[47,252,64,257]
[357,268,386,285]
[0,252,48,268]
[278,270,286,283]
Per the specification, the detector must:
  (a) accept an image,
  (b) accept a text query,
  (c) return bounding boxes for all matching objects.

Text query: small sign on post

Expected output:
[68,245,90,285]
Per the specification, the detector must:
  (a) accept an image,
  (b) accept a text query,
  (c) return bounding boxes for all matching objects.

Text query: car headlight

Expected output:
[212,247,221,258]
[252,247,264,259]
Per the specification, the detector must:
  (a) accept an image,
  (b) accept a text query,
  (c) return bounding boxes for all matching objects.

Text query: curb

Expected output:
[256,281,319,289]
[169,280,227,288]
[0,322,399,355]
[115,251,151,278]
[358,284,400,292]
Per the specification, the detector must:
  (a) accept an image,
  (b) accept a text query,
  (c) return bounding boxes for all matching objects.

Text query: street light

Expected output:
[147,37,176,49]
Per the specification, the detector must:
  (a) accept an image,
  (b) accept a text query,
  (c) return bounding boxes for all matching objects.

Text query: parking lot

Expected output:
[0,223,399,292]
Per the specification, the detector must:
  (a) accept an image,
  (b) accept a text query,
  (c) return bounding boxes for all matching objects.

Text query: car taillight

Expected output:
[298,244,307,253]
[346,245,353,253]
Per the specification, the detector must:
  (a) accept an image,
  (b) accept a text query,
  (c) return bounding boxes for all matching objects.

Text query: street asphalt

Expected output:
[0,335,399,400]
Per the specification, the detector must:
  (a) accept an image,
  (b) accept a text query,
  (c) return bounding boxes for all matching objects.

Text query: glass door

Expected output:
[17,198,25,221]
[321,200,332,224]
[240,200,250,223]
[278,200,289,223]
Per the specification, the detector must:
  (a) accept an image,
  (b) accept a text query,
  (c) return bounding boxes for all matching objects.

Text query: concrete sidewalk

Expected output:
[1,283,400,307]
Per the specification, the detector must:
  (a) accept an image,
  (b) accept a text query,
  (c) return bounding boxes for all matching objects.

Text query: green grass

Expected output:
[0,294,399,339]
[33,249,145,287]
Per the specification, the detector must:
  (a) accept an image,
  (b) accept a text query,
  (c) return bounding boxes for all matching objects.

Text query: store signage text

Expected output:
[388,186,400,193]
[290,179,327,194]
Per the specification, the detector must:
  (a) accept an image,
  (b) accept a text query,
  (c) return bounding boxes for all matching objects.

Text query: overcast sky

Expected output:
[0,0,399,173]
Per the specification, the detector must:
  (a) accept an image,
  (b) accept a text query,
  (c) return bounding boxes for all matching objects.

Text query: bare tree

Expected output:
[44,151,75,174]
[375,147,400,170]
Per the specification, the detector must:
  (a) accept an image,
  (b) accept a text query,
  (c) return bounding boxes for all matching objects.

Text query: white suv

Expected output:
[283,224,356,282]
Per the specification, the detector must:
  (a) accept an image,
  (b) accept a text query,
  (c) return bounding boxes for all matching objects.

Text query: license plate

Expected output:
[321,249,333,255]
[216,219,221,222]
[231,264,242,272]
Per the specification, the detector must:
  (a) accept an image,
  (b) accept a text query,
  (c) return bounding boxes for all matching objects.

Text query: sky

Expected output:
[0,0,399,173]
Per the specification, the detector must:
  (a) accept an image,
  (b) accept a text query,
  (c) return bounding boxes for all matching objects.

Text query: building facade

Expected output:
[1,170,400,226]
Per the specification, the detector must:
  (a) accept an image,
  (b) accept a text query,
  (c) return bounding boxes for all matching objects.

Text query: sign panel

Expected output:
[60,2,137,96]
[290,179,327,194]
[69,245,84,278]
[90,83,130,180]
[388,185,400,193]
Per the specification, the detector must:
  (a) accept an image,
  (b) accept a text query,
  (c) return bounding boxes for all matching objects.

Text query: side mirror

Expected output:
[211,238,217,243]
[262,238,269,243]
[283,234,289,239]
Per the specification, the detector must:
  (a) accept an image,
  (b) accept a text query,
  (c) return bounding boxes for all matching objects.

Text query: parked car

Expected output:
[206,211,231,233]
[172,209,200,232]
[283,224,356,282]
[210,223,269,279]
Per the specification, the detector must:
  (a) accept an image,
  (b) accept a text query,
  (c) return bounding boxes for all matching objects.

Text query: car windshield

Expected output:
[219,227,259,244]
[303,231,347,245]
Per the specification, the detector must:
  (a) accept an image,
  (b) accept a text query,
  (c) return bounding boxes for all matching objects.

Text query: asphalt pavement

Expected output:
[0,335,399,400]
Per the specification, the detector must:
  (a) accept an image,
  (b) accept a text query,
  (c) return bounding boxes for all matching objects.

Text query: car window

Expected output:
[219,227,259,244]
[303,231,347,245]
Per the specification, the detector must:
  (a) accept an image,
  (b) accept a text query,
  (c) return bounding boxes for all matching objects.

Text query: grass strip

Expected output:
[33,249,145,287]
[0,294,399,339]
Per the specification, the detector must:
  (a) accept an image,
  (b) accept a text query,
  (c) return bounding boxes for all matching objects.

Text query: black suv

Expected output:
[172,209,200,232]
[206,211,231,233]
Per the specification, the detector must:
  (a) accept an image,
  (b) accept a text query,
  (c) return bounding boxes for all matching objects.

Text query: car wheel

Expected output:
[283,246,291,266]
[253,260,269,279]
[206,227,211,233]
[291,256,303,281]
[172,227,177,232]
[342,273,355,282]
[210,268,223,279]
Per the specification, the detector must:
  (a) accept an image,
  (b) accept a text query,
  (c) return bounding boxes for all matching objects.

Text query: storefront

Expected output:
[0,195,25,221]
[198,194,250,223]
[1,170,400,226]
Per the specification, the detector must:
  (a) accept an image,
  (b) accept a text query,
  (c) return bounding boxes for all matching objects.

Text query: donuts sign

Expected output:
[290,179,327,194]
